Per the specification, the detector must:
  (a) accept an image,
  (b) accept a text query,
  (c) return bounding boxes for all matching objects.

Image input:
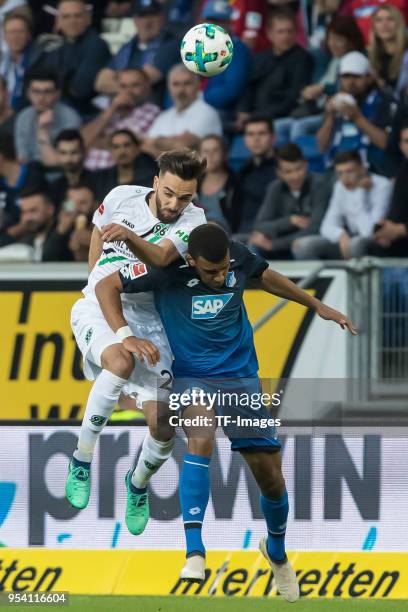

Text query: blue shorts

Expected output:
[171,376,281,453]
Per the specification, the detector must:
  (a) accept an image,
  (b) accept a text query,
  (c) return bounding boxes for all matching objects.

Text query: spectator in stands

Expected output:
[143,64,222,158]
[274,15,365,143]
[308,0,344,49]
[0,13,36,110]
[0,189,73,260]
[95,0,180,106]
[293,150,392,259]
[341,0,408,43]
[0,74,14,137]
[235,8,313,130]
[199,1,252,117]
[228,0,269,53]
[0,1,29,50]
[14,69,82,167]
[368,123,408,256]
[93,128,156,201]
[58,183,96,261]
[83,68,160,170]
[232,116,276,234]
[49,129,96,207]
[317,52,396,175]
[35,0,111,117]
[248,144,331,259]
[198,134,237,233]
[0,132,45,230]
[368,5,408,98]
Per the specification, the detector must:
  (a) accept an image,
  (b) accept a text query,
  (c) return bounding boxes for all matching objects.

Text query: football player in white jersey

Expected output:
[66,150,207,535]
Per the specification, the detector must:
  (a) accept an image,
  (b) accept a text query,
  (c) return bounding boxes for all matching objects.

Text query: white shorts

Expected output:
[71,297,173,408]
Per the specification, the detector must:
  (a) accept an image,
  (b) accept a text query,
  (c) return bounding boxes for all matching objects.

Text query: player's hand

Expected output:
[315,303,358,335]
[122,336,160,367]
[101,223,132,243]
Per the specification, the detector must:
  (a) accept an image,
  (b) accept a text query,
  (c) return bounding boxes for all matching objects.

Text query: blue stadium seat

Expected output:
[228,135,251,171]
[293,135,325,173]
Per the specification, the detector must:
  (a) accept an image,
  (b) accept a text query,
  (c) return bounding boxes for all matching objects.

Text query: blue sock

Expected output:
[179,453,210,558]
[260,490,289,563]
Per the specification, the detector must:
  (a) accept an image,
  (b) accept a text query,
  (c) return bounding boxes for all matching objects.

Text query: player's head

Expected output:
[153,149,206,223]
[186,223,230,288]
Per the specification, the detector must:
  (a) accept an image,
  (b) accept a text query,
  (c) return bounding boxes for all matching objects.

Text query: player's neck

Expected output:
[147,190,158,217]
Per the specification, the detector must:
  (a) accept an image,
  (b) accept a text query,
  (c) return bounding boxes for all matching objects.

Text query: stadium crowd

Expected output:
[0,0,408,262]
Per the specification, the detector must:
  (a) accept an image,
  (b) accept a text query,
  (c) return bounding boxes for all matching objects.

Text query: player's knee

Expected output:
[102,347,134,379]
[260,466,286,499]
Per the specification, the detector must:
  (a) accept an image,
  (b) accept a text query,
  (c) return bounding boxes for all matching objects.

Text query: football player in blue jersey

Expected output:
[95,223,357,602]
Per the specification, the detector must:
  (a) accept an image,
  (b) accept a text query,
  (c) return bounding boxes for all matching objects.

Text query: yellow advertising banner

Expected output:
[0,278,326,421]
[0,550,406,599]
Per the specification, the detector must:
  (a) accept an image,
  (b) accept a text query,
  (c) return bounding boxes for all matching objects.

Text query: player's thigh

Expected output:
[143,400,175,442]
[183,403,216,458]
[240,450,286,498]
[100,344,135,379]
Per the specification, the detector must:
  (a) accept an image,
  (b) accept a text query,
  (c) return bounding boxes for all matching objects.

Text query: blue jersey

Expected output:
[119,241,269,378]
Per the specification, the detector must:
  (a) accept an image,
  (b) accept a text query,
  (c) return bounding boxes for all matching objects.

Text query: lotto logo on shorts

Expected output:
[98,203,104,215]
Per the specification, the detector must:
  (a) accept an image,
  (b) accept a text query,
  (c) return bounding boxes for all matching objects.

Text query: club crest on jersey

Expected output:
[225,271,236,287]
[191,293,233,319]
[121,262,147,280]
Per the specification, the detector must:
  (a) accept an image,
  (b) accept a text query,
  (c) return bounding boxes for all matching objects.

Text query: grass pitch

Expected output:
[12,596,408,611]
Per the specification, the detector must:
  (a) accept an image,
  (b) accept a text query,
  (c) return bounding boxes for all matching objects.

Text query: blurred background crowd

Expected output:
[0,0,408,263]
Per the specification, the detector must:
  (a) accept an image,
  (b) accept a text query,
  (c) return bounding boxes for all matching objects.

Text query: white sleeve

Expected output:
[354,178,392,237]
[92,186,126,230]
[147,113,166,138]
[193,107,223,138]
[320,183,346,243]
[166,208,206,256]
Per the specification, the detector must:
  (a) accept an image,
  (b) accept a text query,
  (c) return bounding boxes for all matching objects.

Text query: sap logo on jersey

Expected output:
[192,294,233,319]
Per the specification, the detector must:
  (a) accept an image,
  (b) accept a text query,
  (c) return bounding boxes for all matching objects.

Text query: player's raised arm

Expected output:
[95,270,161,366]
[100,223,178,268]
[259,267,358,334]
[88,226,104,272]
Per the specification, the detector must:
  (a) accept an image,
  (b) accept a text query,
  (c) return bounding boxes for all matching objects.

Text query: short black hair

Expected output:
[267,6,297,28]
[111,129,141,146]
[275,143,304,164]
[0,132,16,161]
[334,150,362,166]
[55,129,84,149]
[188,223,230,262]
[244,115,274,134]
[26,68,60,89]
[157,148,207,181]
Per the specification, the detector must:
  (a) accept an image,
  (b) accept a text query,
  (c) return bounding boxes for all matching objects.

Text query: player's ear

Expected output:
[153,175,159,191]
[185,253,194,267]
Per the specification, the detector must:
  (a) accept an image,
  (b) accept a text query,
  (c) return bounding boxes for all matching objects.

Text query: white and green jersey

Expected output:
[83,184,206,325]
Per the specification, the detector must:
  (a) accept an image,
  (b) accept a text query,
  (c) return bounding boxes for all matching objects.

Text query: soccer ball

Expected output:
[180,23,234,77]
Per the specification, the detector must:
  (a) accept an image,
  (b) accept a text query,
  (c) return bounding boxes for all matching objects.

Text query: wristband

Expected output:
[115,325,134,342]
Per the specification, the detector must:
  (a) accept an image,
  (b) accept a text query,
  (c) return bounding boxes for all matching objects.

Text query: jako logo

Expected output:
[192,294,233,319]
